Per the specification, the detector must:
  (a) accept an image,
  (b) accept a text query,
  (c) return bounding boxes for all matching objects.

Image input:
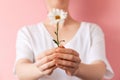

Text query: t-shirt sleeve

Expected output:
[85,24,114,79]
[13,26,34,74]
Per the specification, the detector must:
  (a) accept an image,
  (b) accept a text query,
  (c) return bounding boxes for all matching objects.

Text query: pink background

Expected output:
[0,0,120,79]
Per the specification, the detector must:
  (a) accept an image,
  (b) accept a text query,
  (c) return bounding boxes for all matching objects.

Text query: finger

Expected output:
[57,65,76,76]
[43,66,57,75]
[55,59,77,68]
[59,45,65,48]
[36,48,57,60]
[39,60,56,71]
[57,64,73,70]
[35,53,57,67]
[56,53,80,63]
[66,70,72,76]
[57,64,74,73]
[55,48,79,56]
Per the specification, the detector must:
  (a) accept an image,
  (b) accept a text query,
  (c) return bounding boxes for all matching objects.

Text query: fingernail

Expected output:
[56,49,59,52]
[59,45,65,48]
[56,63,58,67]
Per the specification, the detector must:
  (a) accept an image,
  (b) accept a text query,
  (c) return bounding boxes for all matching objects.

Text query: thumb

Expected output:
[65,70,72,76]
[59,45,65,48]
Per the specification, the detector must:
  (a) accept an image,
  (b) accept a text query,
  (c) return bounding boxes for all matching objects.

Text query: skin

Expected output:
[16,0,106,80]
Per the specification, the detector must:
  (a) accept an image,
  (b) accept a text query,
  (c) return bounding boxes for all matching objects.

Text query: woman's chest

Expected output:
[44,23,81,46]
[31,32,91,63]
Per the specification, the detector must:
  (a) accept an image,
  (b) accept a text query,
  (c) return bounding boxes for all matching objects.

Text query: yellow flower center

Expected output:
[55,15,61,20]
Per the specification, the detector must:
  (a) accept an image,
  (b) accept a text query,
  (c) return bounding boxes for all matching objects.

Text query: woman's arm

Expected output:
[16,48,57,80]
[16,59,57,80]
[74,61,106,80]
[54,47,106,80]
[16,59,42,80]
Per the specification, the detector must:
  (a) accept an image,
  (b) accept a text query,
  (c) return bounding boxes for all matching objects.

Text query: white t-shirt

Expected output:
[15,21,114,80]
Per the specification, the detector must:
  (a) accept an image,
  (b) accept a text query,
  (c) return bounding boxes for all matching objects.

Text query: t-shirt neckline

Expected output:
[40,22,84,47]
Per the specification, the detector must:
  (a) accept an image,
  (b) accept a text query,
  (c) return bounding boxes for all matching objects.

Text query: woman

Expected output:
[14,0,114,80]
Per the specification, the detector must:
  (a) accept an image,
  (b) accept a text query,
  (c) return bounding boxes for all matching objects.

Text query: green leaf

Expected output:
[53,39,60,47]
[54,32,57,35]
[53,39,58,44]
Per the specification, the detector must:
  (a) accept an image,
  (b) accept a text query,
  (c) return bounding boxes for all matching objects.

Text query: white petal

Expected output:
[48,8,68,25]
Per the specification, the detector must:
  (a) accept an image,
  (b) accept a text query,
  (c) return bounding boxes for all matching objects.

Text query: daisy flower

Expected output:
[48,8,68,25]
[48,8,68,47]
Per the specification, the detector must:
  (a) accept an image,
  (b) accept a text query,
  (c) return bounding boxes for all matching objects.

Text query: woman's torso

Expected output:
[23,21,92,80]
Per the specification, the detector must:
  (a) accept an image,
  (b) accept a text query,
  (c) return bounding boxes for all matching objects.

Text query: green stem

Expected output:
[53,22,65,47]
[56,22,60,47]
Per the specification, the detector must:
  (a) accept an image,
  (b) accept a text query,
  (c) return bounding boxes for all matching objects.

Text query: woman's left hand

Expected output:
[54,47,81,76]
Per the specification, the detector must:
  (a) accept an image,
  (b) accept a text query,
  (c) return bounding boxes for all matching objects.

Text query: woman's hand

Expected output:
[34,48,57,77]
[54,47,81,76]
[34,46,81,77]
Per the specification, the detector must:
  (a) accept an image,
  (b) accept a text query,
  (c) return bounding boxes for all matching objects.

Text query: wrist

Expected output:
[33,63,45,79]
[73,63,81,76]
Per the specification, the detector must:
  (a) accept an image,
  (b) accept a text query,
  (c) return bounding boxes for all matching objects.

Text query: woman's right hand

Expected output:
[34,48,57,77]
